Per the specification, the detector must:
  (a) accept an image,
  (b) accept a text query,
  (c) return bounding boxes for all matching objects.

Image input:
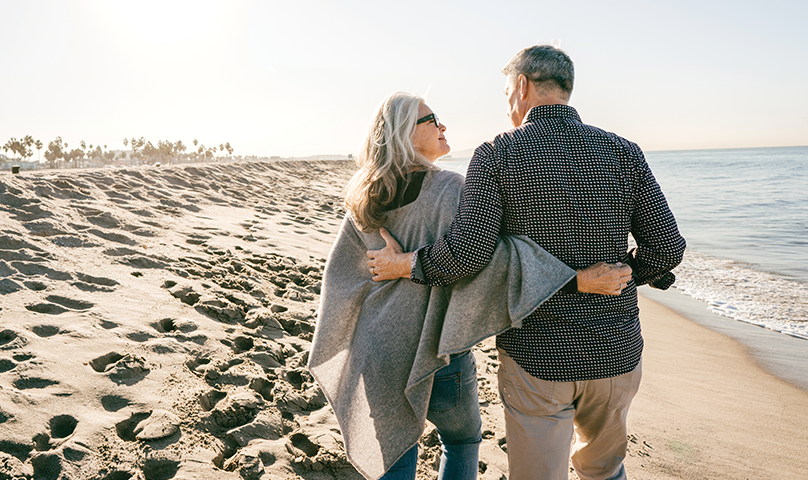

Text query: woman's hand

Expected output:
[577,262,633,295]
[366,228,414,281]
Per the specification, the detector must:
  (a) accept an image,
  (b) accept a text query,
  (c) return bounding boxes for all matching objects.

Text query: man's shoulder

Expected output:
[578,122,643,154]
[471,129,519,161]
[471,116,645,164]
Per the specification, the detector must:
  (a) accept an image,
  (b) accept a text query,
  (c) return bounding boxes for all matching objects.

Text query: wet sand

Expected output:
[1,160,805,479]
[623,295,808,479]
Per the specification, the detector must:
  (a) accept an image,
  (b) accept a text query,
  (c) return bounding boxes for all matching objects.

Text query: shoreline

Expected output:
[639,286,808,393]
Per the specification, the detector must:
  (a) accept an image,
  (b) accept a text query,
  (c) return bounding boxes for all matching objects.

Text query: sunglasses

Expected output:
[416,112,441,128]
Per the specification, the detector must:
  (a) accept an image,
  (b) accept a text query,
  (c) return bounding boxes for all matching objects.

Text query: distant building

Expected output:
[1,160,41,171]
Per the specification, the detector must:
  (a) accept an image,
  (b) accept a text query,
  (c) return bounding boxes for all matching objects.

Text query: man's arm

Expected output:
[367,228,633,295]
[628,147,686,288]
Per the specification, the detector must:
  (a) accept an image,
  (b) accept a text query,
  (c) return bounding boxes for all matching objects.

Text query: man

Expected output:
[368,44,685,480]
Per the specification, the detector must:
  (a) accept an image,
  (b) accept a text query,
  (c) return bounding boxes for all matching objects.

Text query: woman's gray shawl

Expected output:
[308,170,575,479]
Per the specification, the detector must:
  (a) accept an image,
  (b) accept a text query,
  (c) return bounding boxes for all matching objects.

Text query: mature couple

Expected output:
[309,45,685,480]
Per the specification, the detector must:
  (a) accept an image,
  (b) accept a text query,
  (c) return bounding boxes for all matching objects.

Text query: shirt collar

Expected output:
[523,104,581,124]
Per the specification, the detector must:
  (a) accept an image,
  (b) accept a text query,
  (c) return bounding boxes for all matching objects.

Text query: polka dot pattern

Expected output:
[413,105,685,381]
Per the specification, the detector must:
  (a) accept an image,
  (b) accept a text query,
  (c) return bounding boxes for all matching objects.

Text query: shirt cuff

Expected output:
[649,271,676,290]
[560,275,578,294]
[410,246,428,285]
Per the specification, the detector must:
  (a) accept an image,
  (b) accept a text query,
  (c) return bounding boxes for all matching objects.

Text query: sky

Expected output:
[1,0,807,159]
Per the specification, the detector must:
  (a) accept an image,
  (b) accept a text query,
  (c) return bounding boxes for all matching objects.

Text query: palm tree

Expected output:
[45,137,65,170]
[35,139,43,163]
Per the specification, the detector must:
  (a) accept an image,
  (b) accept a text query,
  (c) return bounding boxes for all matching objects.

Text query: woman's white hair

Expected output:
[344,92,437,231]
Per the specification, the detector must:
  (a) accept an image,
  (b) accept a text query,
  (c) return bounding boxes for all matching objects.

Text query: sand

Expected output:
[1,160,806,480]
[623,296,808,480]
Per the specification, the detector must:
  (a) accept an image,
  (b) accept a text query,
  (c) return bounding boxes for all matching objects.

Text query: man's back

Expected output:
[417,104,685,381]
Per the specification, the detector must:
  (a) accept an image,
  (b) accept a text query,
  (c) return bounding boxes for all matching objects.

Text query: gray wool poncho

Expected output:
[308,170,575,479]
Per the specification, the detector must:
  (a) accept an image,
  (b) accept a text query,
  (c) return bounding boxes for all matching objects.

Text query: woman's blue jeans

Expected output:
[380,350,482,480]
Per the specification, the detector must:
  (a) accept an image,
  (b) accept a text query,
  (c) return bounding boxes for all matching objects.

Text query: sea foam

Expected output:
[671,250,808,340]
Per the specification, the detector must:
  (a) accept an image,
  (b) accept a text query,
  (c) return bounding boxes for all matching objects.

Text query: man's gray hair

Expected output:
[502,45,574,95]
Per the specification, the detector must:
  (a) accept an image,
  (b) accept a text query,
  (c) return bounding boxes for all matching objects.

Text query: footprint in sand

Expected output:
[130,208,158,218]
[198,389,227,412]
[10,262,72,281]
[0,358,16,373]
[0,260,16,276]
[0,278,23,294]
[206,389,264,430]
[98,319,119,330]
[72,281,116,293]
[0,329,27,350]
[9,203,56,223]
[31,325,61,337]
[141,458,180,480]
[125,331,156,342]
[33,415,78,451]
[25,296,93,316]
[149,318,200,344]
[45,295,94,310]
[152,318,178,333]
[13,352,34,362]
[12,376,60,390]
[185,354,214,377]
[0,442,33,477]
[115,410,180,442]
[89,352,151,384]
[101,395,131,412]
[103,247,141,257]
[24,280,48,291]
[114,412,151,442]
[0,234,43,251]
[50,234,102,248]
[25,303,70,315]
[76,273,118,287]
[87,228,136,246]
[218,335,254,354]
[289,432,321,458]
[85,212,122,229]
[119,255,167,270]
[166,283,202,306]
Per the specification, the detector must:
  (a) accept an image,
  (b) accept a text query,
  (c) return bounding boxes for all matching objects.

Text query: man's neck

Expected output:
[526,95,569,110]
[519,96,570,126]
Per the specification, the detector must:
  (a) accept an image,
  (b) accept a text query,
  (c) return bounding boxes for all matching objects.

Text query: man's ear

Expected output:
[519,74,530,100]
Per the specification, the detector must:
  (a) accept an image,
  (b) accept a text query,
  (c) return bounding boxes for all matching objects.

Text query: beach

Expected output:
[2,160,806,480]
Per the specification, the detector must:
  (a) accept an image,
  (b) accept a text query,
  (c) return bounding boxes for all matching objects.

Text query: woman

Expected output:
[308,92,623,480]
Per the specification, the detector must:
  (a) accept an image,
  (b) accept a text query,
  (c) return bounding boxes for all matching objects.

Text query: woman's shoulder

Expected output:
[416,169,463,209]
[426,169,464,192]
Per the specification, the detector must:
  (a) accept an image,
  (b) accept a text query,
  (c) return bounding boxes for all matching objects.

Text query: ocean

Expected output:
[440,145,808,340]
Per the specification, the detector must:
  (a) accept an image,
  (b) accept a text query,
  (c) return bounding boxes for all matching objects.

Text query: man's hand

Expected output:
[577,262,633,295]
[366,228,414,281]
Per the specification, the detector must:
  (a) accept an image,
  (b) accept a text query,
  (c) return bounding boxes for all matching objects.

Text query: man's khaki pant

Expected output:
[497,350,642,480]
